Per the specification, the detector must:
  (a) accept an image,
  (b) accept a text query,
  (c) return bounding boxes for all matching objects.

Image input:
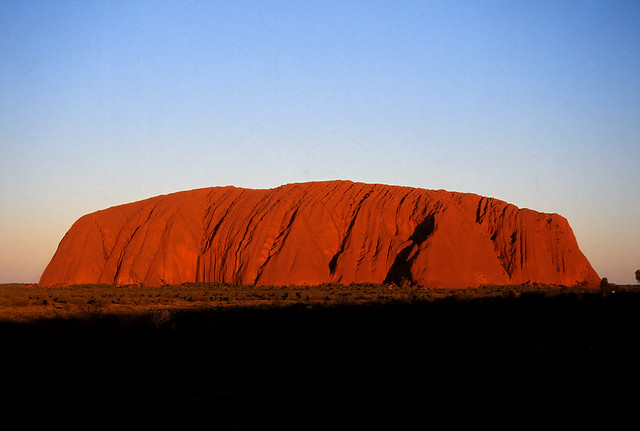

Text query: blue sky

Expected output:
[1,0,639,284]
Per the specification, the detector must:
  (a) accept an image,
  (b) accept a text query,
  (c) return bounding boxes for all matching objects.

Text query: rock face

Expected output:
[40,181,599,288]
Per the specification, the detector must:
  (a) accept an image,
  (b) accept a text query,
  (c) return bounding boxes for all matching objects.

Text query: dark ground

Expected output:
[2,290,640,429]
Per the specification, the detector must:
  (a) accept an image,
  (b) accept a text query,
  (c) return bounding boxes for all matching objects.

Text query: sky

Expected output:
[1,0,639,284]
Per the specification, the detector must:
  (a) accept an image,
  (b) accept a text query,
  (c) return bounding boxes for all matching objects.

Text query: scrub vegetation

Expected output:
[0,282,629,322]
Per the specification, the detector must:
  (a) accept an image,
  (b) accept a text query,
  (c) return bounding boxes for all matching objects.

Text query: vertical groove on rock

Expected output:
[328,187,373,276]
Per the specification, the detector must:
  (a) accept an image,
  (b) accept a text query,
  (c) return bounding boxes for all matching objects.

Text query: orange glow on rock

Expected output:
[39,181,599,288]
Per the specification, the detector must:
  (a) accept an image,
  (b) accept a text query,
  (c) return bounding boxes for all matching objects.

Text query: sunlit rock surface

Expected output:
[40,181,599,288]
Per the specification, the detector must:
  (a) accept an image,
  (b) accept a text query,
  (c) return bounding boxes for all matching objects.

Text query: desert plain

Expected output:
[2,281,640,429]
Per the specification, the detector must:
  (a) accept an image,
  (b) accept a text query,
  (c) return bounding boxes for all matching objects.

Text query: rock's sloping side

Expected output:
[39,181,599,288]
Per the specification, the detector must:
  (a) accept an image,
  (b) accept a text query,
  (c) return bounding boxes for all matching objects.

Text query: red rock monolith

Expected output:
[39,181,599,288]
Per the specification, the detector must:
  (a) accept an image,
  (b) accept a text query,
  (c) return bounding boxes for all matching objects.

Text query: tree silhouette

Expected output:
[636,269,640,284]
[600,277,610,297]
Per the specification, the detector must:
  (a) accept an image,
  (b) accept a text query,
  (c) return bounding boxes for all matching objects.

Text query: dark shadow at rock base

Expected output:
[2,292,640,428]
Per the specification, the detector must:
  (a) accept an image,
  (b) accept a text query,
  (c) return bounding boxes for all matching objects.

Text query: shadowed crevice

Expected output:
[384,214,435,285]
[408,213,435,245]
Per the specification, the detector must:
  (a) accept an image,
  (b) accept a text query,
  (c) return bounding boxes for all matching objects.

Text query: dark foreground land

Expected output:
[2,284,640,428]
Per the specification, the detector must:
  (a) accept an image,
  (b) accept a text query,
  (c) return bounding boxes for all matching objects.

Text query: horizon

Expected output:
[1,1,639,284]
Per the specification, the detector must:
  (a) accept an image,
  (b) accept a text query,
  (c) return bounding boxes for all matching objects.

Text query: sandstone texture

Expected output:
[40,181,599,288]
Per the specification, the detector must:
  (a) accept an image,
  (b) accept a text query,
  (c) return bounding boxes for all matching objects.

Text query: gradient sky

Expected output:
[1,0,639,284]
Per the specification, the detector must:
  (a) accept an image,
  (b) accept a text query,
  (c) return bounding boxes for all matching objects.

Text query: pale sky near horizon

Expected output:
[1,0,639,284]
